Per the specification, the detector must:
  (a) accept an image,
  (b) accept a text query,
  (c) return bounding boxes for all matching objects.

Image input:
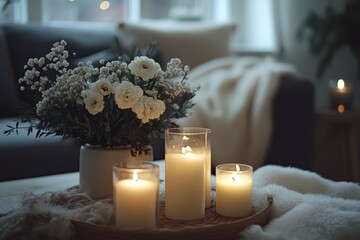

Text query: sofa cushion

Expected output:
[119,21,236,68]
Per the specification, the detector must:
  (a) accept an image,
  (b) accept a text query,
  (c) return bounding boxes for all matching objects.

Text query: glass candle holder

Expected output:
[216,163,253,218]
[205,130,211,208]
[329,79,353,111]
[113,161,159,229]
[165,127,210,220]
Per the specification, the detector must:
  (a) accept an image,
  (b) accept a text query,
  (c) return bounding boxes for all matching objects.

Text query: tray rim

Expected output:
[71,195,273,239]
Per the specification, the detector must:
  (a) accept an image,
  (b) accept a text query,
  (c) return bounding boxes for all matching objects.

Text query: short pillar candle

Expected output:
[113,161,159,229]
[165,127,209,220]
[216,163,253,218]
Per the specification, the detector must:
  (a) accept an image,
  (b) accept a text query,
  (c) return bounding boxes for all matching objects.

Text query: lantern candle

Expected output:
[216,164,253,218]
[165,127,209,220]
[329,79,353,111]
[113,161,159,229]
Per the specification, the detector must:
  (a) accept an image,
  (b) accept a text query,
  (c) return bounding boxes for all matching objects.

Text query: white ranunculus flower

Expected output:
[84,92,104,115]
[114,81,143,109]
[128,56,161,81]
[91,78,112,96]
[133,96,166,123]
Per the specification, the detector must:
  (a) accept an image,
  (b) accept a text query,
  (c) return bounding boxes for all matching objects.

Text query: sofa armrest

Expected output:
[265,76,315,170]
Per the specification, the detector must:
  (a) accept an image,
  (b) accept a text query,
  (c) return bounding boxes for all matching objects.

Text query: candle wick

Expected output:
[133,173,139,182]
[232,177,235,182]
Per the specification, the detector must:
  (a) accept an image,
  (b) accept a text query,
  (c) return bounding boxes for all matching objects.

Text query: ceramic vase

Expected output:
[79,144,153,199]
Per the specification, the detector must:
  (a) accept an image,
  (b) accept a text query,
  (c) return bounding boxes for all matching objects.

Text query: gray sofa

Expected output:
[0,23,128,181]
[0,23,315,181]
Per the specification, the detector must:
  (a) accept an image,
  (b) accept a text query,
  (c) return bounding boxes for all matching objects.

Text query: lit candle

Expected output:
[181,130,211,208]
[165,147,205,220]
[165,128,209,220]
[329,79,353,111]
[113,162,159,229]
[216,164,253,217]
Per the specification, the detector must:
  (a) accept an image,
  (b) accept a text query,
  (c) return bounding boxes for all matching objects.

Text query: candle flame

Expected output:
[337,79,345,90]
[181,146,192,154]
[338,104,345,113]
[236,164,240,172]
[133,172,138,182]
[183,135,189,140]
[100,1,110,10]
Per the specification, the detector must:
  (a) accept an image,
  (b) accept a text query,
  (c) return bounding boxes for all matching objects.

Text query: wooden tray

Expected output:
[71,195,273,240]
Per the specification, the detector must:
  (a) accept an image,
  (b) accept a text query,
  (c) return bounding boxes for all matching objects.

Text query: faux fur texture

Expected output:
[0,187,113,240]
[241,165,360,240]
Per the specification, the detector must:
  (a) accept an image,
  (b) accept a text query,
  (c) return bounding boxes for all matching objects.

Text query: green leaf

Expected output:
[4,129,11,135]
[27,127,32,136]
[36,128,41,138]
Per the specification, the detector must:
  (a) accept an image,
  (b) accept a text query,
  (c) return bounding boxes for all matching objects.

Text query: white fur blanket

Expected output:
[242,166,360,240]
[178,56,295,169]
[0,166,359,239]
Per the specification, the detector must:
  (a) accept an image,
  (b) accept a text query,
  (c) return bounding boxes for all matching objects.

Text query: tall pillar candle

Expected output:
[113,161,159,229]
[216,164,253,217]
[165,127,209,220]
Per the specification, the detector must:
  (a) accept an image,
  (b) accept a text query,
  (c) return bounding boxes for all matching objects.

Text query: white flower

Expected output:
[133,96,166,123]
[84,92,104,115]
[114,81,143,109]
[91,78,112,96]
[128,56,161,81]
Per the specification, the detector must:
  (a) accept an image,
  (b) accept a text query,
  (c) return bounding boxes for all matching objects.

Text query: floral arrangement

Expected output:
[4,40,198,155]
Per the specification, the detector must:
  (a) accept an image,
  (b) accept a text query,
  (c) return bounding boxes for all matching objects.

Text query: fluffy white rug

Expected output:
[0,187,114,240]
[241,165,360,240]
[178,56,296,169]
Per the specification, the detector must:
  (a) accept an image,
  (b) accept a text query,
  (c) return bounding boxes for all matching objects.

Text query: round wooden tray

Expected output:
[71,195,273,240]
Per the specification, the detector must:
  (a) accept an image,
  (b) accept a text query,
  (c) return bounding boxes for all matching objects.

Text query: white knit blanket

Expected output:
[178,56,295,169]
[242,166,360,240]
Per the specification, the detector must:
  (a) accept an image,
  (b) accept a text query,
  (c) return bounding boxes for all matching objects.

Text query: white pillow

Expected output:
[119,20,236,68]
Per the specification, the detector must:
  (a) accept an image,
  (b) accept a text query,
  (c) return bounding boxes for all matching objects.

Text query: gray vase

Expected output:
[79,144,153,199]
